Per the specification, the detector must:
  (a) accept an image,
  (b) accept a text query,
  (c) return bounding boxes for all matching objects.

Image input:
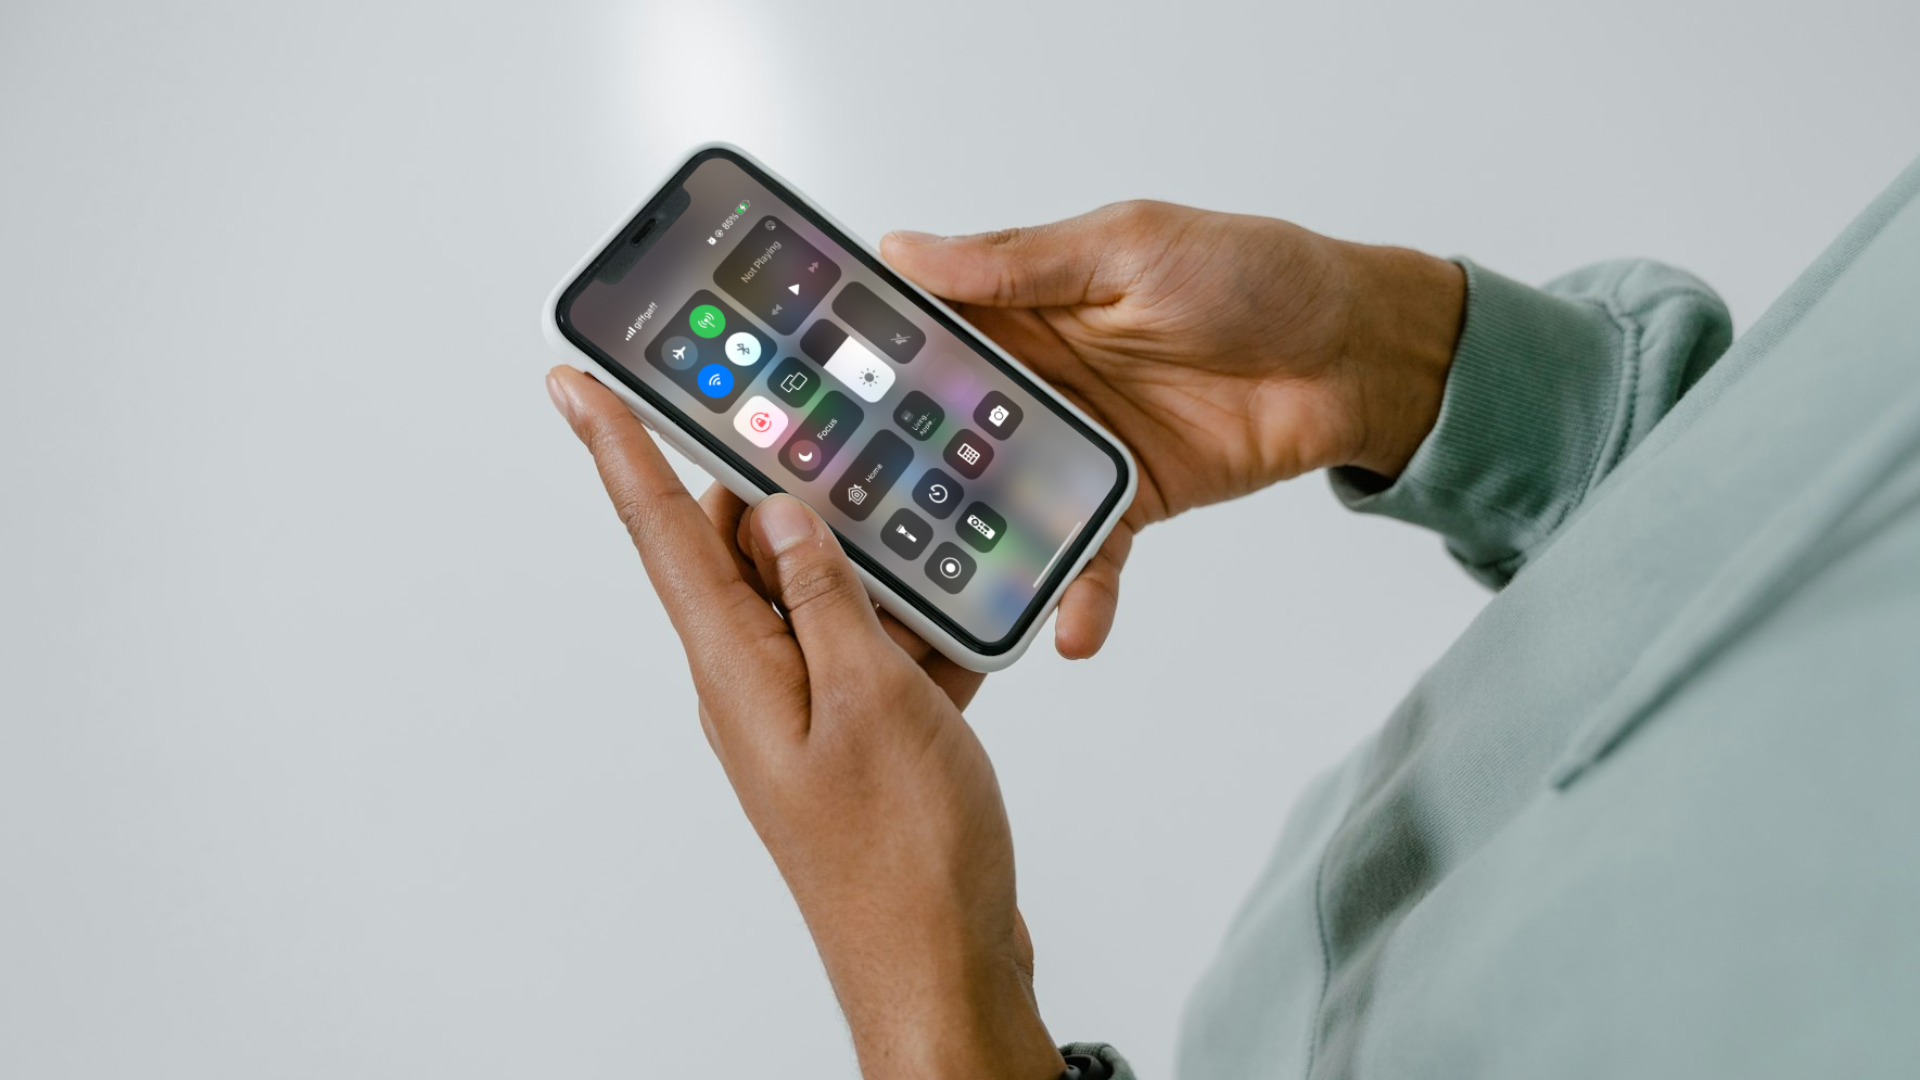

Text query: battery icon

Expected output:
[735,201,750,215]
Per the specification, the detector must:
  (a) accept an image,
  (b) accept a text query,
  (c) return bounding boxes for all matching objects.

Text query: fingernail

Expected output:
[546,371,575,422]
[887,230,942,245]
[753,494,816,555]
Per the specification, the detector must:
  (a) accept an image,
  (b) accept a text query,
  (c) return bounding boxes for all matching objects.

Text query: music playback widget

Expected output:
[713,215,841,335]
[647,291,772,413]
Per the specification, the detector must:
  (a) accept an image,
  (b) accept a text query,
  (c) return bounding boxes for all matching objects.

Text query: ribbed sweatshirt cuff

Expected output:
[1329,258,1629,586]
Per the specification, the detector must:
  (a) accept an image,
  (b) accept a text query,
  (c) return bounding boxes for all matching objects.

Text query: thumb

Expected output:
[882,202,1157,309]
[747,494,891,670]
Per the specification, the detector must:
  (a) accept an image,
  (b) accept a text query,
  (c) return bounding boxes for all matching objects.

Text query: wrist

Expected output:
[833,944,1063,1080]
[1329,241,1466,479]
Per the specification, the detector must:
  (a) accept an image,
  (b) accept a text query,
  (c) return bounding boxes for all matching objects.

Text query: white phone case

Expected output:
[542,142,1136,672]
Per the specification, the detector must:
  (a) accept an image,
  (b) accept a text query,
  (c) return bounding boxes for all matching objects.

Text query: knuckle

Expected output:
[615,490,664,550]
[807,681,908,760]
[977,227,1036,305]
[812,665,888,717]
[778,555,862,614]
[1081,567,1121,606]
[977,226,1029,249]
[580,413,626,462]
[1104,199,1170,232]
[695,699,723,754]
[802,705,884,777]
[994,265,1026,307]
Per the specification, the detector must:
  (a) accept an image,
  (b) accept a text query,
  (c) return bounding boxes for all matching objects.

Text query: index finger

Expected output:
[547,367,789,676]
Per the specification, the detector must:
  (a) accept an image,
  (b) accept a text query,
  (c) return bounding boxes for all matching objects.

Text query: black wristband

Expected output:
[1061,1050,1113,1080]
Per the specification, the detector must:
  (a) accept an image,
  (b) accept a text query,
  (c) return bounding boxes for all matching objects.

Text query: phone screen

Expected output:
[554,150,1128,653]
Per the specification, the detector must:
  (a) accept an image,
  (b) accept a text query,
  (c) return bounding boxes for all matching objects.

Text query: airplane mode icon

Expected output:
[670,346,687,363]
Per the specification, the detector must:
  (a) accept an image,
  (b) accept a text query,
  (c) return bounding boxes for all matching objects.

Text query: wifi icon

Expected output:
[696,364,734,399]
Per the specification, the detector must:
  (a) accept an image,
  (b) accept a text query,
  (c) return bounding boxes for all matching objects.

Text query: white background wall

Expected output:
[3,1,1914,1076]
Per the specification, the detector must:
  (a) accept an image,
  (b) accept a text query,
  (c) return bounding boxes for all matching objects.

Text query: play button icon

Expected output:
[788,284,800,295]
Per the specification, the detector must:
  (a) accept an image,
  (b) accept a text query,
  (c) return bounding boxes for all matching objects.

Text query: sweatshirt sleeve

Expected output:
[1329,258,1732,588]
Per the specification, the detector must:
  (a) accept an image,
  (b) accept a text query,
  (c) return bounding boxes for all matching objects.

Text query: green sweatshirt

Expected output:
[1072,153,1920,1079]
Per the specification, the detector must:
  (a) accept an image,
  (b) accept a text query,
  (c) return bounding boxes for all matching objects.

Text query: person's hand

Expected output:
[546,366,1066,1080]
[883,203,1466,657]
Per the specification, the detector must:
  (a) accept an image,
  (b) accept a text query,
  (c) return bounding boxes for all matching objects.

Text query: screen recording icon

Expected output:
[924,542,976,593]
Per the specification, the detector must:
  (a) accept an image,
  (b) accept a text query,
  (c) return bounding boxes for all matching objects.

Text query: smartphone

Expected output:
[544,144,1136,672]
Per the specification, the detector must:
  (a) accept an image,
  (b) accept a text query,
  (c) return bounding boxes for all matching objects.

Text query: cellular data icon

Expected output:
[713,215,841,335]
[649,291,770,412]
[688,304,725,338]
